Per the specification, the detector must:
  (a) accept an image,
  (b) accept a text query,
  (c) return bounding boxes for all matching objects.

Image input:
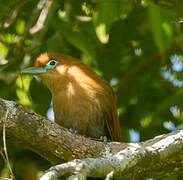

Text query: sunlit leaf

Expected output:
[93,0,133,43]
[0,42,9,59]
[16,75,33,106]
[140,114,153,128]
[16,20,25,35]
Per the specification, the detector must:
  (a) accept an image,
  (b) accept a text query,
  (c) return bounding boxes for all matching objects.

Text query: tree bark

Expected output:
[0,98,183,179]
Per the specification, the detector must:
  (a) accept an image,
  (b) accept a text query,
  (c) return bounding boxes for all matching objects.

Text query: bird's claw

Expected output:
[69,128,78,134]
[99,136,108,143]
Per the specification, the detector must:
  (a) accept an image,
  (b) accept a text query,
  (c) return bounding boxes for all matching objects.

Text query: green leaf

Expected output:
[64,30,97,61]
[93,0,133,44]
[148,3,173,52]
[0,42,9,59]
[16,19,25,35]
[16,75,33,106]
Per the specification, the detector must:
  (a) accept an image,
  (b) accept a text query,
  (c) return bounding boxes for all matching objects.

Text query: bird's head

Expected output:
[22,52,73,74]
[22,52,81,92]
[22,52,103,96]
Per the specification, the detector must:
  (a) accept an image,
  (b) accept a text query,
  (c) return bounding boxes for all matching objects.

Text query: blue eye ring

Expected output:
[45,59,59,70]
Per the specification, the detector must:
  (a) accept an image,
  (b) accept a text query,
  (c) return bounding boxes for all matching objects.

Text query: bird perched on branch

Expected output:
[22,53,121,141]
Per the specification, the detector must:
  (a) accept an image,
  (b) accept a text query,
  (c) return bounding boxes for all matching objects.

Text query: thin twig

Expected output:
[0,177,13,180]
[22,0,48,40]
[2,110,15,180]
[105,171,114,180]
[0,150,7,165]
[30,0,54,34]
[117,53,160,91]
[3,0,31,29]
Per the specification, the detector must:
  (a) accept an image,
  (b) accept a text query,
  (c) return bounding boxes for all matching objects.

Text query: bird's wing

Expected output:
[104,91,121,141]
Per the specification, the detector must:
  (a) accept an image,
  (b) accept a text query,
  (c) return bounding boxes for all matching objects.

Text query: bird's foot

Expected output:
[69,128,78,134]
[89,136,110,143]
[99,136,108,143]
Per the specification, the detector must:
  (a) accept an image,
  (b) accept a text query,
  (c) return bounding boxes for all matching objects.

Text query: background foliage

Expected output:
[0,0,183,179]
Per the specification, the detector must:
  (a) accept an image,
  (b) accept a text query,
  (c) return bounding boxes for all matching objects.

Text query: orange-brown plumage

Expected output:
[34,52,121,141]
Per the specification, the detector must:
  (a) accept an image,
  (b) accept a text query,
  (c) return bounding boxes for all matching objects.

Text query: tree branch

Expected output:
[0,98,107,164]
[0,98,183,179]
[39,130,183,180]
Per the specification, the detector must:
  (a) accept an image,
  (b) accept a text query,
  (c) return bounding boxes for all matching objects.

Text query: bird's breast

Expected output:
[52,86,107,138]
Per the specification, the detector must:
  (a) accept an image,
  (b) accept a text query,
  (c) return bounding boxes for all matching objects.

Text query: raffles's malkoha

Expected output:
[22,53,121,141]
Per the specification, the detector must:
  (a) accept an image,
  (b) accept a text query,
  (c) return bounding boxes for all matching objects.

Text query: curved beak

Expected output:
[21,66,46,74]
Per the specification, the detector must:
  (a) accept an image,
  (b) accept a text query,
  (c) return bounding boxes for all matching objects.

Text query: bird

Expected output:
[22,52,121,141]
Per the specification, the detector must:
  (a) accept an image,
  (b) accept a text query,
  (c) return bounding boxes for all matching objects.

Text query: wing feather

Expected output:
[104,90,121,141]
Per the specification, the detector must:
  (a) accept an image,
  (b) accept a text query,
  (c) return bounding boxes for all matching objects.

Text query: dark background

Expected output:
[0,0,183,179]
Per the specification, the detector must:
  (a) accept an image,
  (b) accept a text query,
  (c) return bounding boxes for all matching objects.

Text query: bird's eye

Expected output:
[49,60,56,66]
[45,59,58,70]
